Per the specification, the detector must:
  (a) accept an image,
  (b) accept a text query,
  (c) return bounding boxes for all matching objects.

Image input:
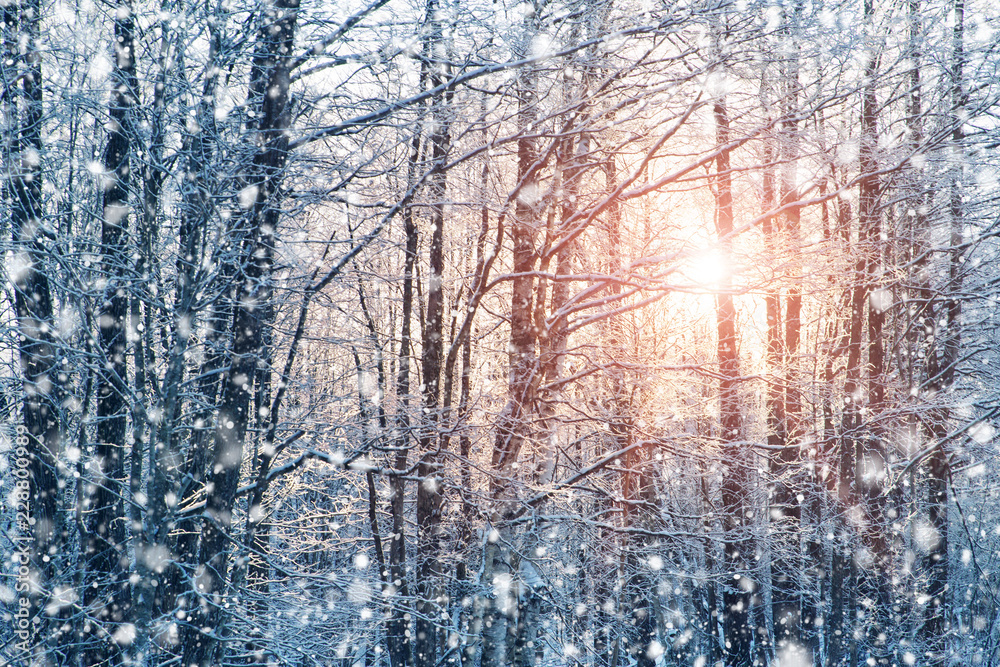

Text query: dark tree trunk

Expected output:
[829,156,864,667]
[132,15,173,638]
[181,2,298,663]
[84,1,138,661]
[714,96,752,667]
[492,54,539,482]
[762,127,798,657]
[158,13,225,634]
[414,2,451,664]
[458,116,493,667]
[387,129,420,667]
[858,3,892,659]
[698,473,722,665]
[921,2,964,662]
[5,0,64,657]
[483,26,541,667]
[768,9,809,653]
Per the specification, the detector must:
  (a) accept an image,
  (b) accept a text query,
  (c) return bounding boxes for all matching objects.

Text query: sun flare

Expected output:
[685,247,730,292]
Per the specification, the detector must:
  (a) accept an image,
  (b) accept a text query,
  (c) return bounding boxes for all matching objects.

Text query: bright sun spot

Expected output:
[686,248,729,292]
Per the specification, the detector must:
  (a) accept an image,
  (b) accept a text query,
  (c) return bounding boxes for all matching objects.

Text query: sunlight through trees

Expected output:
[3,0,1000,665]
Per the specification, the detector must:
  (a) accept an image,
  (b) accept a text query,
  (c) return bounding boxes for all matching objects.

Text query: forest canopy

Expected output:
[3,0,1000,666]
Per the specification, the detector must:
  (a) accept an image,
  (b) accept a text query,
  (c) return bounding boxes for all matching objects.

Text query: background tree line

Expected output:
[2,0,1000,666]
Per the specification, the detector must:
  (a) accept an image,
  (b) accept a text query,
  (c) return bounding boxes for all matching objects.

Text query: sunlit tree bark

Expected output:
[714,91,752,667]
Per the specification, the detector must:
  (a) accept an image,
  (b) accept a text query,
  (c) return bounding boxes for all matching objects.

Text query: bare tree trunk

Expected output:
[84,4,140,662]
[698,472,722,665]
[773,26,807,654]
[762,123,795,658]
[414,2,452,664]
[132,15,176,641]
[921,2,964,662]
[159,7,226,635]
[491,204,537,474]
[858,3,892,660]
[383,76,427,667]
[389,189,418,667]
[492,35,540,485]
[458,109,495,667]
[182,2,297,663]
[714,94,752,667]
[4,0,64,657]
[484,21,541,667]
[827,161,858,667]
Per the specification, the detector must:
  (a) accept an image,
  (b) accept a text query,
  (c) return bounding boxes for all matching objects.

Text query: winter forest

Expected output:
[3,0,1000,665]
